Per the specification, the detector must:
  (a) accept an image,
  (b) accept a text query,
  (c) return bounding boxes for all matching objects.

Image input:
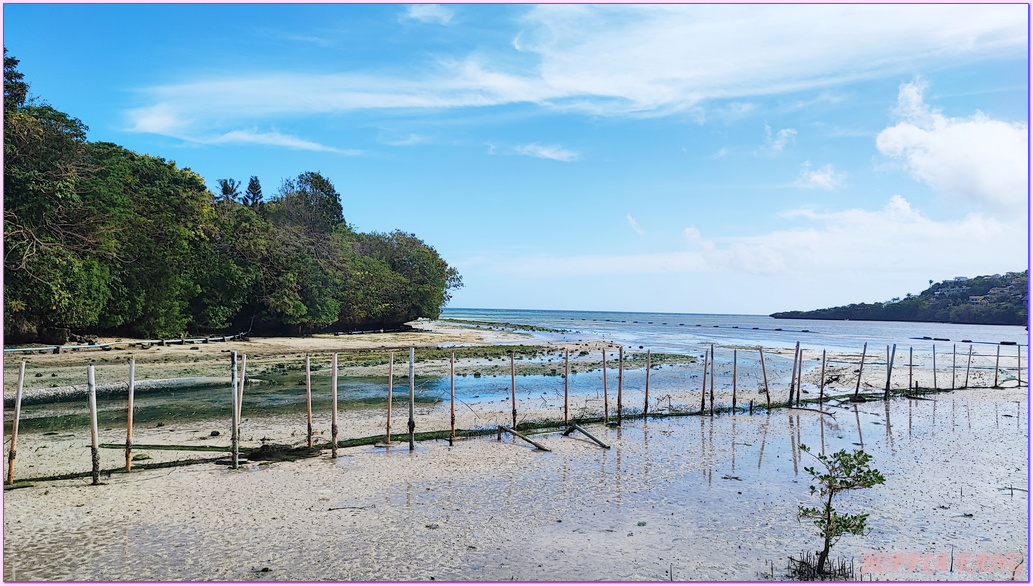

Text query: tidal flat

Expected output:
[3,386,1027,581]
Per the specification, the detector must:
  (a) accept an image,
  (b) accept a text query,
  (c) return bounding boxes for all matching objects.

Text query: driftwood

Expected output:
[498,426,550,451]
[562,424,610,449]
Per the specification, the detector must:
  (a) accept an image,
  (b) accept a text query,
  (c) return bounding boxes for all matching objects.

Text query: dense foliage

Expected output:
[772,272,1028,326]
[4,50,461,341]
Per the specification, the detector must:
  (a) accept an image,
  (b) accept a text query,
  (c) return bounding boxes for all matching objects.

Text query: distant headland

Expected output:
[771,271,1029,326]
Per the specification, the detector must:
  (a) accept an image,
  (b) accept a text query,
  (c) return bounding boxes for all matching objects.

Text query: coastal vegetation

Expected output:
[3,49,461,342]
[771,272,1028,326]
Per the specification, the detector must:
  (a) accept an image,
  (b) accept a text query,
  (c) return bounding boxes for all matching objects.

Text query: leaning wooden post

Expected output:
[563,349,570,426]
[5,361,26,485]
[230,352,239,469]
[408,347,415,451]
[853,342,867,399]
[385,352,393,444]
[449,351,456,446]
[237,353,247,428]
[964,345,973,389]
[616,347,624,426]
[601,350,609,424]
[700,349,709,413]
[87,364,101,485]
[644,349,651,418]
[884,344,896,399]
[306,356,313,448]
[819,350,827,404]
[994,344,1001,387]
[510,352,517,429]
[759,348,771,408]
[731,349,738,411]
[331,353,339,459]
[126,358,135,471]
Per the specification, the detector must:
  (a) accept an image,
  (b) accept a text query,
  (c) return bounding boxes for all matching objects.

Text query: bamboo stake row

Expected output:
[3,340,1026,484]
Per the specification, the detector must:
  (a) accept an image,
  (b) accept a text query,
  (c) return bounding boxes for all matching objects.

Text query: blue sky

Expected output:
[3,3,1029,315]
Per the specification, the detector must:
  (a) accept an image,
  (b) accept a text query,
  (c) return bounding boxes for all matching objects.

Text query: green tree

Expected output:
[244,175,263,208]
[797,444,885,575]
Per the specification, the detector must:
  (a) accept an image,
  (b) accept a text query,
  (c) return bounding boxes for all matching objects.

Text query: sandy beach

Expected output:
[3,321,1028,581]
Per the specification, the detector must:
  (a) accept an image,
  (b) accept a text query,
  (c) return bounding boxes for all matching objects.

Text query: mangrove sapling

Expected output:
[796,444,885,576]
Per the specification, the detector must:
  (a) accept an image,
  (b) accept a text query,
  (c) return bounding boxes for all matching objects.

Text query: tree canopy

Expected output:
[3,49,462,341]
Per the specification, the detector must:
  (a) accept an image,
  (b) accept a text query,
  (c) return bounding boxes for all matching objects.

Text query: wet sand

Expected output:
[3,387,1027,581]
[3,322,1029,581]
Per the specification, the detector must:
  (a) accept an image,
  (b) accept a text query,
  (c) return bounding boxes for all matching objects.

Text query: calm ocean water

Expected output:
[440,307,1029,354]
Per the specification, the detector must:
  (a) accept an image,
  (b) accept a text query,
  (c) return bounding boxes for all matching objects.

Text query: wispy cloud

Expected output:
[795,161,845,190]
[404,4,454,25]
[706,147,729,160]
[125,5,1027,144]
[626,214,645,235]
[210,129,361,154]
[876,79,1029,218]
[466,195,1027,279]
[759,124,796,155]
[515,143,578,162]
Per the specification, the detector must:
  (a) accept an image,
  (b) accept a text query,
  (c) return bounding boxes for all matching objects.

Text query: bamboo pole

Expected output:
[385,352,393,444]
[617,347,624,426]
[933,344,938,390]
[853,342,867,399]
[510,352,517,429]
[700,349,708,413]
[230,352,239,469]
[795,346,804,407]
[909,346,914,391]
[331,353,339,459]
[602,350,609,424]
[644,349,651,418]
[563,423,610,449]
[884,344,896,399]
[994,344,1001,387]
[126,358,135,471]
[819,350,827,404]
[709,344,715,416]
[759,348,770,408]
[1018,345,1023,387]
[964,345,973,389]
[563,349,570,426]
[789,342,799,405]
[498,426,550,451]
[952,344,957,390]
[449,351,455,446]
[732,349,737,411]
[408,347,415,451]
[306,356,313,448]
[5,361,26,485]
[236,354,247,437]
[88,364,101,485]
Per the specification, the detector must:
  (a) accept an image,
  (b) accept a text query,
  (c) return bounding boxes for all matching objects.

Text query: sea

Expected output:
[440,307,1029,353]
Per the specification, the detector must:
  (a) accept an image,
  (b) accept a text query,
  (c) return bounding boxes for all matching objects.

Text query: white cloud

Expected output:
[705,147,729,160]
[126,4,1027,140]
[464,195,1027,280]
[626,214,645,235]
[795,161,845,190]
[760,125,797,154]
[211,130,360,154]
[876,80,1029,217]
[404,4,454,25]
[515,143,578,162]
